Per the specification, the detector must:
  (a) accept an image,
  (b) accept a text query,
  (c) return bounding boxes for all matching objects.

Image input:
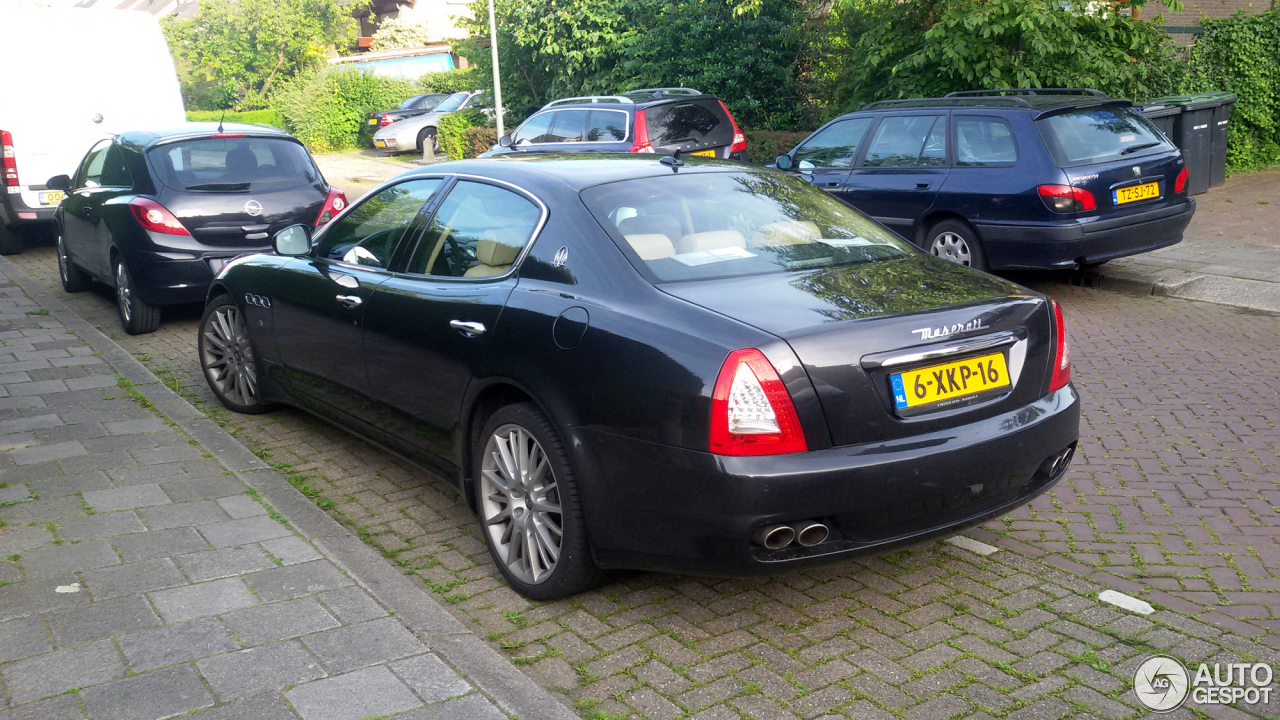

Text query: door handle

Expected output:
[915,183,931,189]
[336,295,362,309]
[823,182,840,188]
[449,320,486,337]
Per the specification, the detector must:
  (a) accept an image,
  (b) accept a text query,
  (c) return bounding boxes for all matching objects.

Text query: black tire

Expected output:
[475,402,605,600]
[113,258,161,335]
[416,127,438,154]
[57,234,90,293]
[0,223,24,256]
[199,295,274,414]
[924,218,987,272]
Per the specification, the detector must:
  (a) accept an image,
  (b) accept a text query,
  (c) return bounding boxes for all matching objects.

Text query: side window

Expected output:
[955,117,1018,166]
[862,115,946,168]
[547,109,589,143]
[77,142,110,188]
[513,112,555,145]
[314,179,443,269]
[794,118,872,168]
[407,180,542,279]
[586,110,627,141]
[99,145,133,188]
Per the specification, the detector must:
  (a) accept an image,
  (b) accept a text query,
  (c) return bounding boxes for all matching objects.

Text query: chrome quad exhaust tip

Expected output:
[791,521,829,547]
[751,524,795,550]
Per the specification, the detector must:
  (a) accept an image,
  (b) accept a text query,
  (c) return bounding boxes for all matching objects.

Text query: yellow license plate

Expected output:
[690,149,716,157]
[891,352,1011,411]
[39,191,63,205]
[368,118,378,125]
[374,140,386,147]
[1113,182,1159,205]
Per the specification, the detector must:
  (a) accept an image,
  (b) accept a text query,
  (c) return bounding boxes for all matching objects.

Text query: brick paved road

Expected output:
[8,243,1280,718]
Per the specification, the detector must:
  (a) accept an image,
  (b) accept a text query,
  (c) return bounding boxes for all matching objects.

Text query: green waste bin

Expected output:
[1148,93,1221,196]
[1204,91,1237,188]
[1139,102,1180,144]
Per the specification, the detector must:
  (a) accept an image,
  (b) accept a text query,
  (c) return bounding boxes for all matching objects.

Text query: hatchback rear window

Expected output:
[646,101,731,148]
[1036,106,1172,167]
[149,137,320,193]
[582,171,911,282]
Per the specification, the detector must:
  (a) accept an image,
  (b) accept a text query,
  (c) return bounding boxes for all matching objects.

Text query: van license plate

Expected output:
[39,191,63,205]
[890,352,1011,411]
[1113,182,1159,205]
[690,149,716,157]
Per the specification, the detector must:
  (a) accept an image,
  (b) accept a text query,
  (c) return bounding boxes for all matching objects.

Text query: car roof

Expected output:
[393,154,753,193]
[537,90,717,113]
[853,95,1132,117]
[119,122,298,148]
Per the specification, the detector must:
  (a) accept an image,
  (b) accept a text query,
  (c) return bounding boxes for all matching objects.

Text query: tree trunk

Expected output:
[258,48,288,101]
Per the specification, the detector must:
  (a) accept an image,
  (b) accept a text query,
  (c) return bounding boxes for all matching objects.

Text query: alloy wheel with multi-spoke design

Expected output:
[201,304,258,407]
[930,231,972,267]
[479,423,563,585]
[115,263,133,322]
[58,236,70,283]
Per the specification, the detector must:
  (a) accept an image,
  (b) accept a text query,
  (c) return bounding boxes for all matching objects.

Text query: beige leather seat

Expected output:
[676,230,746,255]
[464,229,523,278]
[750,220,820,247]
[625,233,676,260]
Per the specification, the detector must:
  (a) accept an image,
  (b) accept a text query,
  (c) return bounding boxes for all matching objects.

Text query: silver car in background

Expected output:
[372,91,489,154]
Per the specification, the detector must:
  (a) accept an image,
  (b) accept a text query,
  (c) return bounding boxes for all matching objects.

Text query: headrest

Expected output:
[676,230,745,255]
[750,220,820,247]
[476,229,523,266]
[225,146,259,172]
[618,215,682,242]
[625,234,676,260]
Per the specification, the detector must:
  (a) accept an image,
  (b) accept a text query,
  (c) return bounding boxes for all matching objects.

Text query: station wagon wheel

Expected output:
[476,403,605,600]
[113,259,161,334]
[57,235,89,293]
[198,295,272,414]
[925,219,987,271]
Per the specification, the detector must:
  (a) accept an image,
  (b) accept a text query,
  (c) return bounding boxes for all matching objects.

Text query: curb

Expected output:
[0,255,577,720]
[1076,266,1280,315]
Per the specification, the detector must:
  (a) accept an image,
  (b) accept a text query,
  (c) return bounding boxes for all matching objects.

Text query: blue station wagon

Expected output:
[776,89,1196,272]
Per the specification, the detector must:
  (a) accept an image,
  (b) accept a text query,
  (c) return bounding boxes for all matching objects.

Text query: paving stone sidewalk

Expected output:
[0,263,575,718]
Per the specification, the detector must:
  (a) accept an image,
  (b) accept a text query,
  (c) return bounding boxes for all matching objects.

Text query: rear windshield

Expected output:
[432,93,470,113]
[581,170,912,282]
[1036,106,1172,167]
[645,100,731,149]
[148,137,320,193]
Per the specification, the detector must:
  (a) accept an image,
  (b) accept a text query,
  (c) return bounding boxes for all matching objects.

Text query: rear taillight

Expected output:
[718,101,747,155]
[1048,299,1071,393]
[628,109,653,153]
[1175,165,1189,194]
[1038,184,1096,213]
[710,348,807,456]
[2,130,18,187]
[129,197,190,235]
[314,187,348,226]
[379,115,394,126]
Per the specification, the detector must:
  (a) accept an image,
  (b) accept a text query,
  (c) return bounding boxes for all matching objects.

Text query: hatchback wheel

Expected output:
[114,259,161,334]
[926,219,986,271]
[476,403,604,600]
[199,295,272,414]
[58,235,89,293]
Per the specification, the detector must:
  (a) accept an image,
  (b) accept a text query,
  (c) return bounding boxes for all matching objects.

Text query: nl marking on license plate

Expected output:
[1113,182,1159,205]
[891,352,1011,410]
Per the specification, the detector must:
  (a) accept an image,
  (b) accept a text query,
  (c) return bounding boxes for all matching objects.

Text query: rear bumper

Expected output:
[1,189,57,227]
[126,247,265,305]
[977,197,1195,270]
[573,385,1079,576]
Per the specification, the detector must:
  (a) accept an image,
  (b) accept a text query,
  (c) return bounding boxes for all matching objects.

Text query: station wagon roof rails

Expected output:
[861,96,1033,110]
[624,87,705,99]
[945,88,1109,98]
[543,95,634,108]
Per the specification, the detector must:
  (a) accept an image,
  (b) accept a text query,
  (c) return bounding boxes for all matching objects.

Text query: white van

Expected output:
[0,7,185,255]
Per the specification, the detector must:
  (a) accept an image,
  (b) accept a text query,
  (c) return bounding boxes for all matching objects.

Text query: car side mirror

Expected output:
[47,175,72,192]
[273,225,311,256]
[774,155,793,171]
[498,135,513,148]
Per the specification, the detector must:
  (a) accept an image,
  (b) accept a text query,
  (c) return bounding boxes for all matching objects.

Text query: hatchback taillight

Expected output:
[1175,165,1189,194]
[710,349,807,456]
[718,101,747,155]
[1048,299,1071,393]
[314,187,348,226]
[628,109,653,153]
[1038,184,1096,213]
[1,130,18,187]
[129,197,190,235]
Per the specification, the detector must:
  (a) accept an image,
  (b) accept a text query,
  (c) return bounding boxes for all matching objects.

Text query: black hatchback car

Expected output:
[482,88,749,161]
[366,92,452,128]
[776,89,1195,271]
[199,155,1078,600]
[47,123,345,334]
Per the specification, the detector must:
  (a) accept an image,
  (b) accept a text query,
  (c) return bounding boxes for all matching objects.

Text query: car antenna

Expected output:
[217,109,226,134]
[660,149,684,172]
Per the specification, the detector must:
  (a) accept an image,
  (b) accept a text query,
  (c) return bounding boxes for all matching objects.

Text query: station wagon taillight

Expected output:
[129,197,190,235]
[718,101,747,155]
[1,130,18,187]
[710,349,807,456]
[1175,165,1189,194]
[628,109,653,154]
[1037,184,1096,213]
[314,187,348,226]
[1048,299,1071,393]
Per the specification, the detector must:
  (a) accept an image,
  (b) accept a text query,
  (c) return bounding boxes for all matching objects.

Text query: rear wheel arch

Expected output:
[918,211,975,247]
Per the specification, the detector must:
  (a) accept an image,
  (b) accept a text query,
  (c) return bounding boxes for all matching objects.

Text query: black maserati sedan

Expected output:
[47,123,346,334]
[199,155,1079,600]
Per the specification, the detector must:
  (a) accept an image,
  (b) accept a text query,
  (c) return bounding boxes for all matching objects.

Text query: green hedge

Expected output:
[419,68,480,95]
[185,109,286,129]
[273,69,418,153]
[437,109,493,159]
[745,129,810,164]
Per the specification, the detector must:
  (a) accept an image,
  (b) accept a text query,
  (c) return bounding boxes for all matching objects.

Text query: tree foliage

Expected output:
[273,69,416,152]
[163,0,358,109]
[369,17,434,51]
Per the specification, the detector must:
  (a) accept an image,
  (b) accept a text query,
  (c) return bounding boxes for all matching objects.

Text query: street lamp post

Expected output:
[487,0,505,138]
